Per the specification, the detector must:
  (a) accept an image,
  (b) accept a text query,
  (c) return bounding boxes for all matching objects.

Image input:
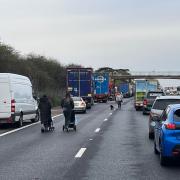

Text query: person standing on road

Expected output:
[61,92,74,130]
[115,92,123,109]
[38,95,52,129]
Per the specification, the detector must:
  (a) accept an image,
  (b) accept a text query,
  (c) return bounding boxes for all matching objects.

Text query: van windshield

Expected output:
[153,99,180,110]
[0,83,10,99]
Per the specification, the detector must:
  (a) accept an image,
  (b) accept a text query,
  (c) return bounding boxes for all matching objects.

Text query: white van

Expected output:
[0,73,39,127]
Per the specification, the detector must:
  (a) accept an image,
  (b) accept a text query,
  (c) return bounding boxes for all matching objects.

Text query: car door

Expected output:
[155,107,170,152]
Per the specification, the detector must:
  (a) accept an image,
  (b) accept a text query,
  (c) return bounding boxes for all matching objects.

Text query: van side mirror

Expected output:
[152,116,160,122]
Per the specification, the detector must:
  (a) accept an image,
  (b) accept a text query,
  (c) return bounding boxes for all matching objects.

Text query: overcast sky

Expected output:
[0,0,180,86]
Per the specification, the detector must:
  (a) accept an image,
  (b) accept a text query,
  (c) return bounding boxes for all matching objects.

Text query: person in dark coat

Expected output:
[38,95,52,128]
[61,92,74,129]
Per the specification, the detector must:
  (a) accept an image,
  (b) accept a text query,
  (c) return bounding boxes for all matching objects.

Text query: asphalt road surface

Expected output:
[0,99,180,180]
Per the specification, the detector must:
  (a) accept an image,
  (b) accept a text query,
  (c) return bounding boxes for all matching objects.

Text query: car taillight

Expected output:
[165,123,176,130]
[11,99,15,112]
[143,99,147,105]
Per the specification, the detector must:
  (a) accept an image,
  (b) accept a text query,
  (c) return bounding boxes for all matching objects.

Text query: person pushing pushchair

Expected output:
[39,95,54,132]
[61,92,75,131]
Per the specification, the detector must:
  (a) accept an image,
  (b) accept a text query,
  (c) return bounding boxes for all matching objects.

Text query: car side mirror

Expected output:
[152,116,160,122]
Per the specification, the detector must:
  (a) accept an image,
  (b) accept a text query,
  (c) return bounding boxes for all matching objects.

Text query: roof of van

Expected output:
[0,73,31,85]
[0,73,29,80]
[156,96,180,100]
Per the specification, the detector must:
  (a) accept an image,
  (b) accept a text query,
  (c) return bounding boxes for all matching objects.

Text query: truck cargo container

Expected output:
[134,80,158,110]
[119,82,133,98]
[93,73,109,103]
[66,68,94,109]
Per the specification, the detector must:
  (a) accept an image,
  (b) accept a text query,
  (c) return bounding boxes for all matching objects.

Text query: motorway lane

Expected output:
[0,101,118,180]
[64,99,180,180]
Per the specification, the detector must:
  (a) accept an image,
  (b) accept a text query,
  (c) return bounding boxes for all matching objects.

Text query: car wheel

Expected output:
[160,152,168,166]
[149,132,154,139]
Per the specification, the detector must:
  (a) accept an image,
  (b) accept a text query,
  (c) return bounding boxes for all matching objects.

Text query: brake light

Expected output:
[11,99,15,112]
[165,123,176,130]
[143,99,147,105]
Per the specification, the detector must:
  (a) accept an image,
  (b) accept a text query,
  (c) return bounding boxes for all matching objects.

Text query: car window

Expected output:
[72,97,81,101]
[152,99,180,110]
[174,109,180,122]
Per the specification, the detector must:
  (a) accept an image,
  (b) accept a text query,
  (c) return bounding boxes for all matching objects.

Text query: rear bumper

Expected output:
[74,107,86,112]
[0,115,15,124]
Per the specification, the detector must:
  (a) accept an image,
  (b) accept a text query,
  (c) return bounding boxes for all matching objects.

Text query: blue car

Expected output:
[154,104,180,166]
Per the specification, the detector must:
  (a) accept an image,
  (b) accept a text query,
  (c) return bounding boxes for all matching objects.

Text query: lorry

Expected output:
[93,73,109,103]
[134,80,158,110]
[119,82,133,98]
[0,73,39,127]
[66,68,94,109]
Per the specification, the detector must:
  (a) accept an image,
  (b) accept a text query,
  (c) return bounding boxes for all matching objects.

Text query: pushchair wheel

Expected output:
[41,128,45,133]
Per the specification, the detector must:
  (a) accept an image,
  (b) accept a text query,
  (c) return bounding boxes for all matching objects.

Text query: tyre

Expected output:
[17,115,23,128]
[83,109,86,113]
[160,152,168,166]
[149,132,154,139]
[63,125,65,132]
[74,125,76,131]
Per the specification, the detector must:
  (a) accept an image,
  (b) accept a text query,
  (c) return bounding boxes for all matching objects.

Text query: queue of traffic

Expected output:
[136,80,180,166]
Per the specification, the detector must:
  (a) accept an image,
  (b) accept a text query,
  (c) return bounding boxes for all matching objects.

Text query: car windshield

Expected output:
[147,92,164,99]
[72,97,81,101]
[174,109,180,122]
[153,99,180,110]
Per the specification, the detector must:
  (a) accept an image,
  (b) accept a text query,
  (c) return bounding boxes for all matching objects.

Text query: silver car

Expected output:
[149,96,180,139]
[72,97,87,113]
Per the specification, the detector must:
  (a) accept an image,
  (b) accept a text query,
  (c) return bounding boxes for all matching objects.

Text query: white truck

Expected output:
[0,73,39,127]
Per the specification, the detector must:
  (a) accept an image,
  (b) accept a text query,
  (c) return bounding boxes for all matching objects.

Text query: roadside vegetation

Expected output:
[0,42,130,106]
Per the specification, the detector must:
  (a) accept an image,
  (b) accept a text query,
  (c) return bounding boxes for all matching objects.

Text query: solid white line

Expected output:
[104,118,108,122]
[95,128,100,133]
[75,148,87,158]
[0,113,63,138]
[52,114,63,120]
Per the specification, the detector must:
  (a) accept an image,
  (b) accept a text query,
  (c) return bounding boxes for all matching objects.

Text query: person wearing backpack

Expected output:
[61,92,74,130]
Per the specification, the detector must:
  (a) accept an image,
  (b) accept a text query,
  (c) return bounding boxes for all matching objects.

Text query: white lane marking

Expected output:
[104,118,108,122]
[95,128,100,133]
[89,139,93,141]
[109,113,113,115]
[75,148,87,158]
[0,114,63,137]
[52,114,63,120]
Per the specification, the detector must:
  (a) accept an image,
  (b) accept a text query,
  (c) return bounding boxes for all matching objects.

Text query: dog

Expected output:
[110,105,114,110]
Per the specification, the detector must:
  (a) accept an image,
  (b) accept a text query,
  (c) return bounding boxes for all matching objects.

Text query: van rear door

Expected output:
[0,82,11,118]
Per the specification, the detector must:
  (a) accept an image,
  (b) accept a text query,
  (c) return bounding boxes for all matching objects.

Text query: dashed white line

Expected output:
[95,128,100,133]
[109,113,113,115]
[0,114,63,138]
[75,148,87,158]
[104,118,108,122]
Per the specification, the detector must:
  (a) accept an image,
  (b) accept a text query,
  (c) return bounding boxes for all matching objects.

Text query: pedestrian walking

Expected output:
[61,92,74,130]
[116,92,123,109]
[38,95,52,131]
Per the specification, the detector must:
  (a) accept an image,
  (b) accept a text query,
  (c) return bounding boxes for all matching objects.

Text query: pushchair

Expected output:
[63,110,76,132]
[41,116,55,133]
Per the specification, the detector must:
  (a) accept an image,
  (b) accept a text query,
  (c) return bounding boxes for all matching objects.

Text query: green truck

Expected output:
[134,80,158,111]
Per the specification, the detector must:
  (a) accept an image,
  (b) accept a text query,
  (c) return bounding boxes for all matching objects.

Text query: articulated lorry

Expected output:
[93,73,109,103]
[134,80,158,110]
[66,68,94,108]
[119,82,133,98]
